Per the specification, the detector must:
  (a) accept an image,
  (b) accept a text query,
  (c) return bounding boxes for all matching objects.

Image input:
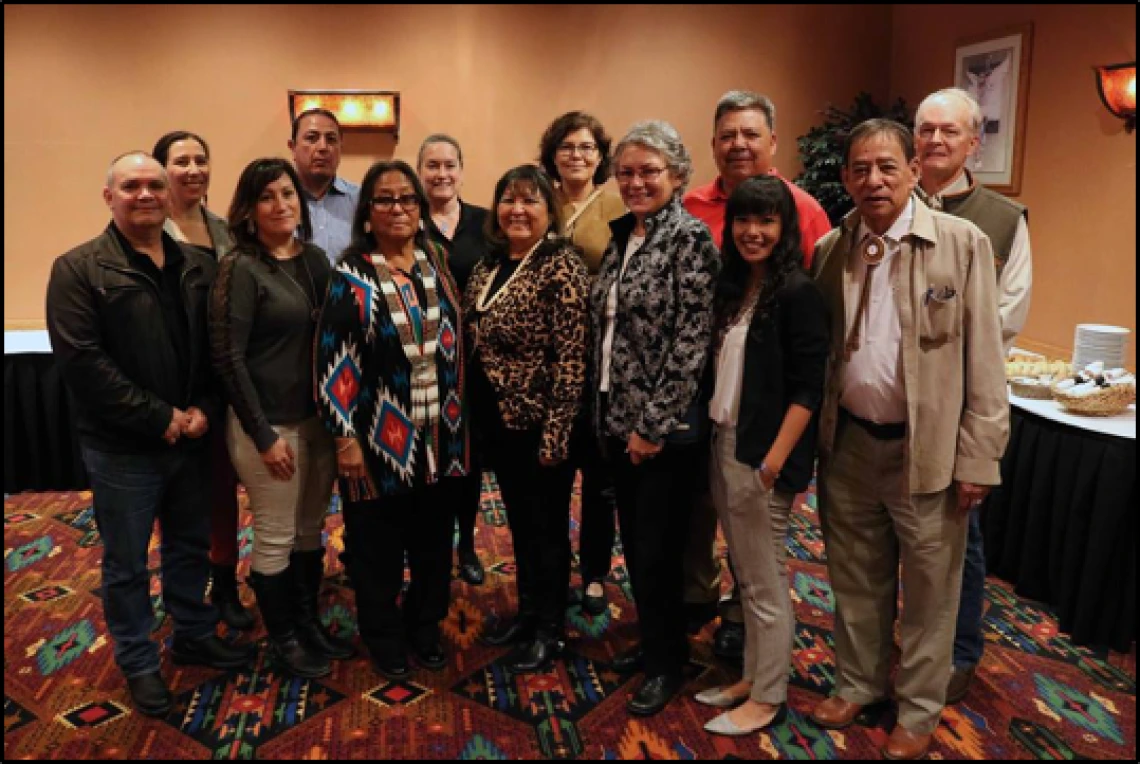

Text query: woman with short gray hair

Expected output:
[590,119,719,716]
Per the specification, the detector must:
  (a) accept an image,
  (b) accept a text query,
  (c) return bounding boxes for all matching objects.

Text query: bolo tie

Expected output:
[844,234,887,361]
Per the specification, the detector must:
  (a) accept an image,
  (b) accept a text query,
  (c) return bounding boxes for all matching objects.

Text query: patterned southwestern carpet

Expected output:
[4,477,1135,760]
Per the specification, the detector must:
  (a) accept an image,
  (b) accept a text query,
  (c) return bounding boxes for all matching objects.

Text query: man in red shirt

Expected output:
[682,90,831,663]
[684,90,831,268]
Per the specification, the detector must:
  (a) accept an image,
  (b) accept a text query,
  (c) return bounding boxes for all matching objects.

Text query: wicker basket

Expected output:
[1009,378,1055,399]
[1051,381,1136,416]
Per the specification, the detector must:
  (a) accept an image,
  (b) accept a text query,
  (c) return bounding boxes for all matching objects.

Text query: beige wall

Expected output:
[891,4,1137,367]
[4,3,890,326]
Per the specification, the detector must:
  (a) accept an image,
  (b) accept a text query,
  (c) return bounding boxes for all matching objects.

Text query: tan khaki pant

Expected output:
[818,417,968,735]
[709,426,796,703]
[225,410,337,576]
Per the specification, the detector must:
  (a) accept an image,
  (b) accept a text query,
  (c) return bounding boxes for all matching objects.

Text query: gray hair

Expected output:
[105,150,163,186]
[916,87,983,135]
[714,90,777,132]
[416,133,464,169]
[613,120,693,192]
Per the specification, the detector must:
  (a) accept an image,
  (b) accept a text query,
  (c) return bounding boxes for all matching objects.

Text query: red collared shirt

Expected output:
[682,170,831,268]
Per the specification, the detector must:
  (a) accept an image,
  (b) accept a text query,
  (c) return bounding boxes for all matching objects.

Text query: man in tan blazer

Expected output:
[809,119,1008,760]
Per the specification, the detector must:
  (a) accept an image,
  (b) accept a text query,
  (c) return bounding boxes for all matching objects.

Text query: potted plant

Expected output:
[795,92,913,226]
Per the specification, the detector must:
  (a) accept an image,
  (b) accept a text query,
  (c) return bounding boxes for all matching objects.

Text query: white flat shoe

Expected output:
[694,687,748,708]
[704,704,787,736]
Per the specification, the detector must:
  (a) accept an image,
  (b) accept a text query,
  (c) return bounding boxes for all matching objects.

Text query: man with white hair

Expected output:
[914,87,1032,704]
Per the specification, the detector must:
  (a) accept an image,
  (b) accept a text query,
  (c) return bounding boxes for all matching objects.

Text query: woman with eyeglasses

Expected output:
[538,112,626,618]
[416,133,489,588]
[210,158,347,679]
[315,160,468,681]
[590,121,719,716]
[466,165,589,673]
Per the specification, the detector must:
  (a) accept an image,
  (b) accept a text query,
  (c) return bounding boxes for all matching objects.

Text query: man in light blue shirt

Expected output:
[289,108,360,264]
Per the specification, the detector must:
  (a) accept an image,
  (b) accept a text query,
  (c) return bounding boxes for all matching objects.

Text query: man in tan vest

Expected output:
[914,87,1032,706]
[809,120,1009,760]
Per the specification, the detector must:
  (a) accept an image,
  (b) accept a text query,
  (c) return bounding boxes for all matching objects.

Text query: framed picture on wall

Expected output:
[953,23,1033,195]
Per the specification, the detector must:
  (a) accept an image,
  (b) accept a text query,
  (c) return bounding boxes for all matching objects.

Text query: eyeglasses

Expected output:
[615,167,667,183]
[371,194,420,212]
[556,142,599,157]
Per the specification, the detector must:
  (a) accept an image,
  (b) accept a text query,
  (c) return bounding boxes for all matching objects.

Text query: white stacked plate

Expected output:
[1072,324,1131,370]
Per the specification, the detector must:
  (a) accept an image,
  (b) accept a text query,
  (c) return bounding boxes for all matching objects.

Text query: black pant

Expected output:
[608,435,699,679]
[342,479,455,653]
[572,417,617,584]
[486,426,575,634]
[454,464,482,553]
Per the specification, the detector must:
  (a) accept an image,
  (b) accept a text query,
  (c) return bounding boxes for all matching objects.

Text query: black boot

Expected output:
[210,563,256,631]
[249,567,331,679]
[291,550,355,660]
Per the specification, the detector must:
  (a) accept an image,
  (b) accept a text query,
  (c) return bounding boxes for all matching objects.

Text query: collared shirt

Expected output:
[682,169,832,268]
[926,172,1032,353]
[304,176,360,265]
[839,198,915,424]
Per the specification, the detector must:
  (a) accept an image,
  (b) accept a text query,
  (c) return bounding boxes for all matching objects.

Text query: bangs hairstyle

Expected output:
[483,165,559,257]
[227,158,313,254]
[340,159,431,264]
[538,111,613,186]
[713,175,803,340]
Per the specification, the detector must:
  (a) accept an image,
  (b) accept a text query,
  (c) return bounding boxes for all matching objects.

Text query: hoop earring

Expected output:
[363,221,371,234]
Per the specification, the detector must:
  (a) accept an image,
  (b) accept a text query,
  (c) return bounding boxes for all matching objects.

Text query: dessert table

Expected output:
[982,387,1135,652]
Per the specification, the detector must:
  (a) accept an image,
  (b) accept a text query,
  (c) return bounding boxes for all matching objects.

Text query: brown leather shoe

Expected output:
[810,696,864,729]
[946,665,976,704]
[882,725,933,760]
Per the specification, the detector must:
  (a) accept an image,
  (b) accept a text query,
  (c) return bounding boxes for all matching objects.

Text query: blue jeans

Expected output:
[953,508,986,668]
[82,445,218,677]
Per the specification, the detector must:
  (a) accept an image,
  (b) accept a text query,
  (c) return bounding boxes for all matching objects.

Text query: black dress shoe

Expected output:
[413,638,447,671]
[372,648,411,681]
[480,616,537,647]
[581,580,607,616]
[507,634,565,673]
[713,621,745,663]
[126,671,173,717]
[627,673,684,716]
[611,644,644,672]
[458,548,485,586]
[685,601,719,635]
[171,634,254,670]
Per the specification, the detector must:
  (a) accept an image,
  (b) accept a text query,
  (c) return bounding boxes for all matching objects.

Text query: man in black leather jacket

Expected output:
[46,152,251,717]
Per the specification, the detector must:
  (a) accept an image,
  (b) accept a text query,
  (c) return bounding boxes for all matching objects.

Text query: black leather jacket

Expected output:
[46,224,218,453]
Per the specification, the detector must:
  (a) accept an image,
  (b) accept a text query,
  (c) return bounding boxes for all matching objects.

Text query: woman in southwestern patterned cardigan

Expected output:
[315,160,468,681]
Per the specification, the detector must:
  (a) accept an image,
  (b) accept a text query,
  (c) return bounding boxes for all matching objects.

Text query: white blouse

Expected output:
[709,309,754,426]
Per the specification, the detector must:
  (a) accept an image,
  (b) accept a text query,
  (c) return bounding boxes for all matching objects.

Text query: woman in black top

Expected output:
[210,158,351,680]
[417,134,490,587]
[696,175,829,735]
[153,130,253,632]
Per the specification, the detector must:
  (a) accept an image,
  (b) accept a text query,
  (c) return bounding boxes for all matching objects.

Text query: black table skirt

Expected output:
[983,406,1135,653]
[4,353,88,493]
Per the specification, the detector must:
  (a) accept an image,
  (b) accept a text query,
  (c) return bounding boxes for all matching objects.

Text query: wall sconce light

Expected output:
[288,90,400,136]
[1094,62,1136,133]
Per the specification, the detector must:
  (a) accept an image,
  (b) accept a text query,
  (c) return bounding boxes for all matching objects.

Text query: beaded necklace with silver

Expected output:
[369,248,442,478]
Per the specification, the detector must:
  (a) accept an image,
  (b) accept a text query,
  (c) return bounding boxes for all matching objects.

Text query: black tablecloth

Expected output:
[983,406,1135,653]
[4,353,88,493]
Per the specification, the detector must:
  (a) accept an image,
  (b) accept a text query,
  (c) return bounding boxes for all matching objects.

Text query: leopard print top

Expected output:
[462,236,590,462]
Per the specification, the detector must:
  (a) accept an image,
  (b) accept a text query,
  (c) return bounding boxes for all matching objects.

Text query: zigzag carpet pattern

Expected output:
[4,477,1136,759]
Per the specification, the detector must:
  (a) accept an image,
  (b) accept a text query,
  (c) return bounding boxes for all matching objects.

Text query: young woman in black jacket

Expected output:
[695,175,830,735]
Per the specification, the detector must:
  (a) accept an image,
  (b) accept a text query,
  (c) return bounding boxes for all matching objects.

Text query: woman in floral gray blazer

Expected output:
[589,120,719,717]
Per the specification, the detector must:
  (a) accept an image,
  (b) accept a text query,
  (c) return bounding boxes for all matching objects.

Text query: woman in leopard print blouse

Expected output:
[463,165,590,673]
